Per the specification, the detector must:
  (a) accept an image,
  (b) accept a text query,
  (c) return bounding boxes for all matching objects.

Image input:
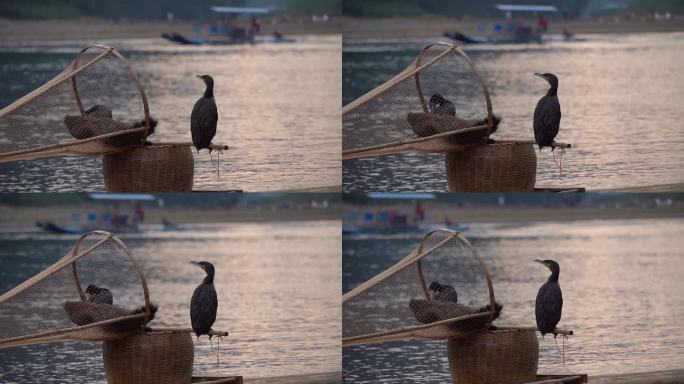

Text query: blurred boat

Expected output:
[343,194,467,235]
[162,6,296,46]
[444,4,570,45]
[36,221,139,234]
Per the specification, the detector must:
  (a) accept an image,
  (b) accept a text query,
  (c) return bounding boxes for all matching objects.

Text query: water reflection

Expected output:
[342,218,684,382]
[0,220,341,382]
[0,35,341,191]
[343,33,684,191]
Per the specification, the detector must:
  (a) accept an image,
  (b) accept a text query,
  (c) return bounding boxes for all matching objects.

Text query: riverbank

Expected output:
[0,204,340,229]
[0,18,341,42]
[342,16,684,40]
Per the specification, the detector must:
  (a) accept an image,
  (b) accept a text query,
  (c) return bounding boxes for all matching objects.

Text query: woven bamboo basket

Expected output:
[103,330,194,384]
[103,145,194,192]
[445,141,536,192]
[447,328,539,384]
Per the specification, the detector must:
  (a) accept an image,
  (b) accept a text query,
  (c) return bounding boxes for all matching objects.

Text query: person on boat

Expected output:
[273,29,284,40]
[250,18,261,34]
[415,202,425,221]
[537,15,548,33]
[134,204,145,223]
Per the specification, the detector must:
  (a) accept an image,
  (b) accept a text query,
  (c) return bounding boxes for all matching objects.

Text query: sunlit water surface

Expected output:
[0,35,341,191]
[343,218,684,382]
[342,33,684,191]
[0,220,341,382]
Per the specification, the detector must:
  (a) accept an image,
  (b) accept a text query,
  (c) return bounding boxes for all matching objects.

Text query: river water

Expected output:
[343,218,684,382]
[342,32,684,192]
[0,35,341,192]
[0,220,341,383]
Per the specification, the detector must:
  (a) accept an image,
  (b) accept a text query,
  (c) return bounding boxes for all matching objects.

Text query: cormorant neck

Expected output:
[203,83,214,98]
[548,269,559,282]
[546,83,558,96]
[203,272,214,284]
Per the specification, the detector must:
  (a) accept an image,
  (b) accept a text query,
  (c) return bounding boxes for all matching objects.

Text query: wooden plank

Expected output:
[192,376,243,384]
[532,374,587,383]
[534,187,586,193]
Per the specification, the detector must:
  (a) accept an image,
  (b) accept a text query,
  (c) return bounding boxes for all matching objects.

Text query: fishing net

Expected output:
[342,230,499,347]
[0,45,153,164]
[0,231,154,349]
[342,42,498,160]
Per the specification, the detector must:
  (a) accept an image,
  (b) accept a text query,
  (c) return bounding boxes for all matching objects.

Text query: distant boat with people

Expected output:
[342,199,467,235]
[444,4,583,45]
[162,6,296,46]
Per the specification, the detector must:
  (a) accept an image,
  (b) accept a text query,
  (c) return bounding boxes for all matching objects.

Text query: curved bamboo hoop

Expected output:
[69,231,152,323]
[0,231,153,348]
[414,42,494,131]
[0,45,152,163]
[343,229,497,345]
[72,45,152,138]
[342,42,496,159]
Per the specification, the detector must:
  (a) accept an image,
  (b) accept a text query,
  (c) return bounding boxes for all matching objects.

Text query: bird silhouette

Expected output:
[534,259,563,337]
[86,284,113,305]
[533,73,561,151]
[429,93,456,116]
[191,75,218,154]
[190,260,218,340]
[428,281,458,303]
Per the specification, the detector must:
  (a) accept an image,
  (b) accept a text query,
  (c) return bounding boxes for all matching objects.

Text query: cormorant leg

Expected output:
[209,150,216,167]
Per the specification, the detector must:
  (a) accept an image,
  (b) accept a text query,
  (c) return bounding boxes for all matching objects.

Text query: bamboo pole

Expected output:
[342,123,491,160]
[343,312,491,347]
[0,313,146,349]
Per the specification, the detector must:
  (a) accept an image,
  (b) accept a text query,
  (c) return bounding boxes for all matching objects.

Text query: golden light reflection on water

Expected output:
[137,221,342,378]
[343,218,684,382]
[0,220,341,381]
[343,33,684,191]
[0,35,341,192]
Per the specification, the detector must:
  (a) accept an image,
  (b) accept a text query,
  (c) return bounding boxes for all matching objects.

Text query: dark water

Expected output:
[342,218,684,382]
[0,221,341,382]
[342,33,684,192]
[0,35,341,191]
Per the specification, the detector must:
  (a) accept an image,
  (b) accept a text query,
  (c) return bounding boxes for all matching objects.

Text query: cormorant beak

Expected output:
[534,73,550,83]
[534,259,549,268]
[195,74,202,78]
[190,261,205,270]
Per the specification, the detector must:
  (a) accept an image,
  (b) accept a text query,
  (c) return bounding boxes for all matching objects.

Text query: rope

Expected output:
[551,147,566,178]
[208,148,224,182]
[554,332,568,366]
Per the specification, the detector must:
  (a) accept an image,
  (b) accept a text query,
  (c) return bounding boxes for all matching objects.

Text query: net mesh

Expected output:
[342,230,498,346]
[342,43,498,159]
[0,231,153,349]
[0,45,153,163]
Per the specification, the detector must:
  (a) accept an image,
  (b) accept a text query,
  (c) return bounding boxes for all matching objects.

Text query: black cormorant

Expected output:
[428,281,458,303]
[191,75,218,153]
[86,284,113,305]
[190,260,218,340]
[429,93,456,116]
[533,73,561,151]
[534,259,563,337]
